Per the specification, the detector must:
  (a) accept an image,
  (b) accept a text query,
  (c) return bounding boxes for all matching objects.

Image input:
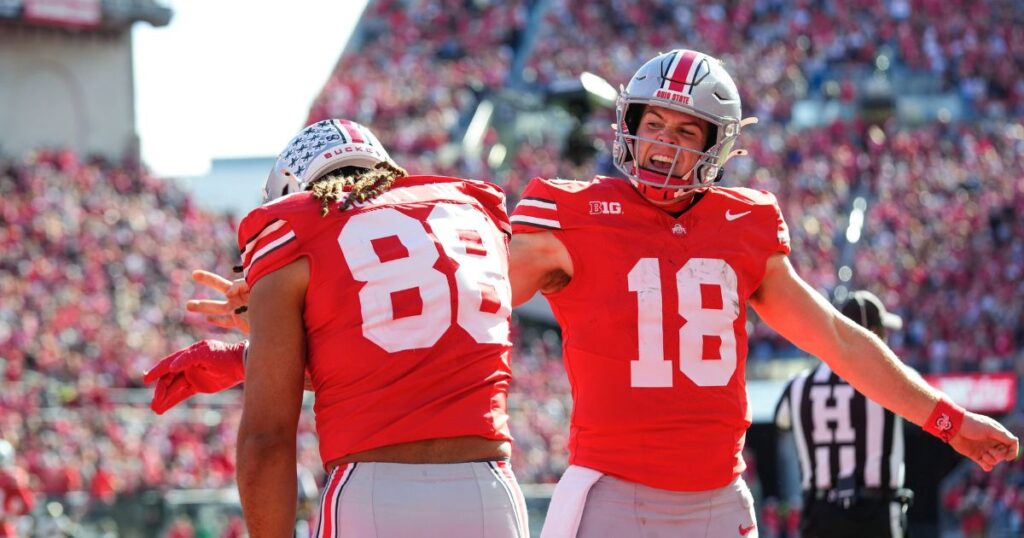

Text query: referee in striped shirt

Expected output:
[776,290,914,538]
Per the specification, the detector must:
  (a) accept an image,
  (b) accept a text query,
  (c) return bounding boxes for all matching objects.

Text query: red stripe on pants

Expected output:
[317,464,350,538]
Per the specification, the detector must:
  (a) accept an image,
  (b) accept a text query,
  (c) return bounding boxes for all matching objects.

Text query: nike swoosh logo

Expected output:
[739,523,756,535]
[725,210,752,221]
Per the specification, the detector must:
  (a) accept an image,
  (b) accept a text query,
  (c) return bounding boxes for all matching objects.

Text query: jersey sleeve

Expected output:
[461,179,512,238]
[510,177,562,234]
[237,204,302,287]
[733,188,791,256]
[768,192,792,255]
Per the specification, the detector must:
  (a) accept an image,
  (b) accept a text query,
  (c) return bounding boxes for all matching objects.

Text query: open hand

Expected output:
[186,270,251,334]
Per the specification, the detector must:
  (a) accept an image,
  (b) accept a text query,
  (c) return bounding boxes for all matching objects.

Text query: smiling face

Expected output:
[634,106,710,181]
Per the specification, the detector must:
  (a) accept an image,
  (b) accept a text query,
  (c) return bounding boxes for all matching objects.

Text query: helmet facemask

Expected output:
[612,50,753,202]
[616,107,740,196]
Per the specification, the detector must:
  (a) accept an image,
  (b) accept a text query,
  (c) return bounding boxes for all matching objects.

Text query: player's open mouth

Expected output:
[647,154,676,172]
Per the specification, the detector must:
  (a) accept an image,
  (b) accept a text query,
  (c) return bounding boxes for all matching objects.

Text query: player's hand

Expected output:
[949,412,1020,472]
[186,269,251,334]
[142,339,247,414]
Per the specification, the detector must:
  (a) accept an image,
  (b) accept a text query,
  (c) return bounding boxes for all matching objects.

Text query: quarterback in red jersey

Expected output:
[147,120,528,538]
[510,49,1018,537]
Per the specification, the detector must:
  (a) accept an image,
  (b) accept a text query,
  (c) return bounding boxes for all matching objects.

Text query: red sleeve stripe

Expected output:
[516,197,556,210]
[240,219,286,257]
[510,215,560,229]
[242,230,297,279]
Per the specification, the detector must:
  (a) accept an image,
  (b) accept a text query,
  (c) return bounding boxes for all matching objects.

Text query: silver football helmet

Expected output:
[613,49,753,194]
[262,119,395,202]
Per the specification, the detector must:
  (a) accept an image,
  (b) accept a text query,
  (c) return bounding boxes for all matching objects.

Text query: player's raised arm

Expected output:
[750,253,1018,470]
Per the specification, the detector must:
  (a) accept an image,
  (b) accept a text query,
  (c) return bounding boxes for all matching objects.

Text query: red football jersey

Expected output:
[511,176,790,491]
[238,175,514,467]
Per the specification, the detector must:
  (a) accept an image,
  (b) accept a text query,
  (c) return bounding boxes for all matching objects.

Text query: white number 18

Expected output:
[628,257,740,388]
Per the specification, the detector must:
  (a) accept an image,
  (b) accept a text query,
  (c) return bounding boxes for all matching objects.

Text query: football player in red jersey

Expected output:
[509,49,1018,537]
[146,120,528,538]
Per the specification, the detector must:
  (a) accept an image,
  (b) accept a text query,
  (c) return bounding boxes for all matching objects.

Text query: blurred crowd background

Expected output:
[2,0,1023,536]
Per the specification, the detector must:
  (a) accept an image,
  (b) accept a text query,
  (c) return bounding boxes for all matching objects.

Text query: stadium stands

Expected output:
[2,0,1023,534]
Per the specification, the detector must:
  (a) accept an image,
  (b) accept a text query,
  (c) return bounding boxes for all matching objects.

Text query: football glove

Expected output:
[143,339,247,414]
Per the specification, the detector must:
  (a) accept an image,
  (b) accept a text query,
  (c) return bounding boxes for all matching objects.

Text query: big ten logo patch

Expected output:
[589,201,623,215]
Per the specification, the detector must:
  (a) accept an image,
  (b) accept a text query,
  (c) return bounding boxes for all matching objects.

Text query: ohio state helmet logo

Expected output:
[660,51,711,96]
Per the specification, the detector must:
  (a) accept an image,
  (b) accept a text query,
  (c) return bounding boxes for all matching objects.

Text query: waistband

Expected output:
[343,459,513,480]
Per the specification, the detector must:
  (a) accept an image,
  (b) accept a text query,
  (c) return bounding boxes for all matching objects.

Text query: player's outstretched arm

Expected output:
[236,258,308,537]
[143,339,247,414]
[186,269,251,334]
[751,254,1018,470]
[508,231,573,306]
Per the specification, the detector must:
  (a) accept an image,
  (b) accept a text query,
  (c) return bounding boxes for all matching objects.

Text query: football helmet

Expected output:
[613,49,753,196]
[263,119,395,202]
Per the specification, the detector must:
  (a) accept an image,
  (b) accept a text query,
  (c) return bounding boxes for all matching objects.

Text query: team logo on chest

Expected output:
[672,223,686,235]
[589,201,623,215]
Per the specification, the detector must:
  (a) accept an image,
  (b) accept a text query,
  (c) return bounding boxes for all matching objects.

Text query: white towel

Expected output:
[540,465,605,538]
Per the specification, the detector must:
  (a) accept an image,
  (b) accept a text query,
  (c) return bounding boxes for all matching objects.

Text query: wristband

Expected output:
[923,398,965,443]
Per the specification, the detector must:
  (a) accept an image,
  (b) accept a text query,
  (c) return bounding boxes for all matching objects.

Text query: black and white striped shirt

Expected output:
[776,362,905,492]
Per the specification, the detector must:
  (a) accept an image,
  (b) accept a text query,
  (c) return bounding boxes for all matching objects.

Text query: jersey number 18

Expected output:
[628,257,740,388]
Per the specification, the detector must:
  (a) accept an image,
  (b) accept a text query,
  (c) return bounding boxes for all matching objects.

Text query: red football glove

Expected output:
[143,339,247,414]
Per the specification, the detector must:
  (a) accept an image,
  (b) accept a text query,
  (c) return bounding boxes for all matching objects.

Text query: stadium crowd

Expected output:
[525,0,1023,118]
[2,0,1023,534]
[856,121,1024,374]
[305,0,529,177]
[941,456,1024,537]
[0,151,310,533]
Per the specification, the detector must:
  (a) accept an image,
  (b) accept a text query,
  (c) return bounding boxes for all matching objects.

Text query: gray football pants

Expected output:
[543,465,758,538]
[313,461,528,538]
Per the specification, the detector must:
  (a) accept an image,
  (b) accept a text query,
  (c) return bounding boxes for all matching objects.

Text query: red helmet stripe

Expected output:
[339,120,366,144]
[665,50,699,94]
